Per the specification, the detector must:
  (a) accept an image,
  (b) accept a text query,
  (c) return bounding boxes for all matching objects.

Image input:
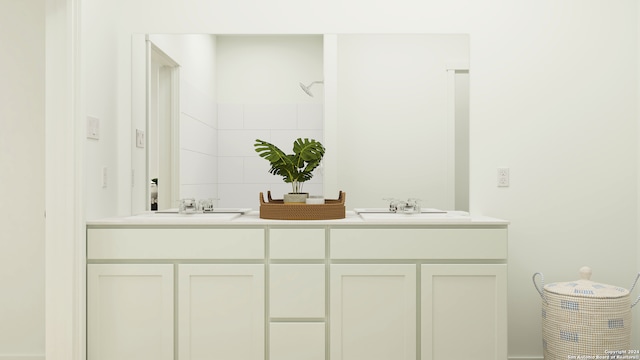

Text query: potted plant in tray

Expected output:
[254,138,325,203]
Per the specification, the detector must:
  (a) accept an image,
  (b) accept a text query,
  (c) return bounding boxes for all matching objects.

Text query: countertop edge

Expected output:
[86,211,510,227]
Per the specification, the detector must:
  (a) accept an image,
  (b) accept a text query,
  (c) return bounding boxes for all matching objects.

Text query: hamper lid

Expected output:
[544,266,630,298]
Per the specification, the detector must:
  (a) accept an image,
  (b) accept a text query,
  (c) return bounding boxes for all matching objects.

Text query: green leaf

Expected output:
[254,138,325,186]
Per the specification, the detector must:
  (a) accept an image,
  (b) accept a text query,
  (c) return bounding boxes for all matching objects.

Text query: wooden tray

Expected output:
[259,191,346,220]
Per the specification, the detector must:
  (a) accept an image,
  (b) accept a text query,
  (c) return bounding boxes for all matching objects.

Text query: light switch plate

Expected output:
[87,116,100,140]
[136,129,145,148]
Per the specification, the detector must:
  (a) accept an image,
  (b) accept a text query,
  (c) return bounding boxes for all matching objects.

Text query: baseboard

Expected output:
[0,356,45,360]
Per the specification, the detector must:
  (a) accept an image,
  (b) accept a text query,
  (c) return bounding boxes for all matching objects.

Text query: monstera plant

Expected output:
[254,138,325,198]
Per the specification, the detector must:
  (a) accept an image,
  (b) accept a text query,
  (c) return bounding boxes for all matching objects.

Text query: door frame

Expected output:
[147,40,180,210]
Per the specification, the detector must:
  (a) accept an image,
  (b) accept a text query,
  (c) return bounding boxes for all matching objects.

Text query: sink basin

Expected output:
[356,209,471,222]
[354,208,447,214]
[154,208,251,214]
[133,209,249,222]
[136,213,241,221]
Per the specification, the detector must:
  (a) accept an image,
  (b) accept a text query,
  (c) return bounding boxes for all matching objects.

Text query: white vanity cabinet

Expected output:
[330,264,416,360]
[178,264,265,360]
[86,216,508,360]
[87,264,174,360]
[86,227,266,360]
[421,264,507,360]
[329,227,508,360]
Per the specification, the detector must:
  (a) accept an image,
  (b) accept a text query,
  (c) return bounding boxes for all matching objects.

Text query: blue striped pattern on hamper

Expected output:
[561,300,579,311]
[573,289,594,295]
[608,319,624,329]
[560,331,579,342]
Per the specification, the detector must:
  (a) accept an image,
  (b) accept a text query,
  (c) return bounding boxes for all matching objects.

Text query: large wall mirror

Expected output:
[131,34,469,213]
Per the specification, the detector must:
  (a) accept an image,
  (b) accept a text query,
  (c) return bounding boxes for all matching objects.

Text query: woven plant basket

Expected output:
[259,191,346,220]
[533,267,640,360]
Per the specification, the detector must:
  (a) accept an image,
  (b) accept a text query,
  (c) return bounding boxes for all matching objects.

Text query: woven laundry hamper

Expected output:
[533,267,640,360]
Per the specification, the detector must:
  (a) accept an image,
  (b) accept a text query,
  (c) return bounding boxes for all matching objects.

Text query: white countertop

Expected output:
[87,210,509,227]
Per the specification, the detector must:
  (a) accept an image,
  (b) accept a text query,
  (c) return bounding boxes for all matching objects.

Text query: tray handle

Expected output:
[532,272,547,304]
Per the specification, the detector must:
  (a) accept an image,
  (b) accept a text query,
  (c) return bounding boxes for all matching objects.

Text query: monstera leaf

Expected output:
[254,139,296,182]
[292,137,324,171]
[254,138,325,192]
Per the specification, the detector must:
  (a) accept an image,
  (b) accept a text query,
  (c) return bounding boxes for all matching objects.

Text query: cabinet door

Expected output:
[87,264,174,360]
[421,264,507,360]
[330,264,416,360]
[178,264,265,360]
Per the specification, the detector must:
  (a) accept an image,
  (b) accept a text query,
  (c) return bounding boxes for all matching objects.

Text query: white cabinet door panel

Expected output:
[178,264,265,360]
[331,264,416,360]
[87,264,174,360]
[421,264,507,360]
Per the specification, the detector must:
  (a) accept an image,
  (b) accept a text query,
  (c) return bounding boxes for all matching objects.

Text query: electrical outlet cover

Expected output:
[497,167,509,187]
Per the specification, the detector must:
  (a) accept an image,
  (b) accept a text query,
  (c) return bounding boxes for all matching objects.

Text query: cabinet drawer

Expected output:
[87,228,264,259]
[330,228,507,260]
[270,264,325,318]
[270,323,325,360]
[269,228,325,259]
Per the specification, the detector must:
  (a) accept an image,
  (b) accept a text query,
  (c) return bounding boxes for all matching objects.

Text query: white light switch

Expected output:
[136,129,145,148]
[87,116,100,140]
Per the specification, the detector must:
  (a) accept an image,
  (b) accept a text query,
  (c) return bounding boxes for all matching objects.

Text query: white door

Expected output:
[87,264,174,360]
[330,264,416,360]
[178,264,265,360]
[421,264,507,360]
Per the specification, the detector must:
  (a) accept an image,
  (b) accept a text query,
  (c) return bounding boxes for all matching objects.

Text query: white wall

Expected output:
[79,0,639,358]
[471,2,638,355]
[0,0,45,359]
[83,0,121,219]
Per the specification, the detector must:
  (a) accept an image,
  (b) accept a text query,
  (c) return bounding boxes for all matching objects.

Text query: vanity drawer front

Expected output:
[270,323,325,360]
[270,264,325,318]
[269,228,325,259]
[330,228,507,260]
[87,228,265,259]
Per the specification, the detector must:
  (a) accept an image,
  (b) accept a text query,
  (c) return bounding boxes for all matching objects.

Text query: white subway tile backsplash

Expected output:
[244,156,279,184]
[179,102,325,207]
[218,103,244,129]
[270,130,324,149]
[297,103,324,129]
[218,156,244,184]
[180,114,217,155]
[181,80,217,128]
[305,170,323,184]
[218,129,270,157]
[217,183,272,210]
[180,184,218,202]
[262,183,293,199]
[299,183,324,197]
[244,104,297,130]
[180,150,217,185]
